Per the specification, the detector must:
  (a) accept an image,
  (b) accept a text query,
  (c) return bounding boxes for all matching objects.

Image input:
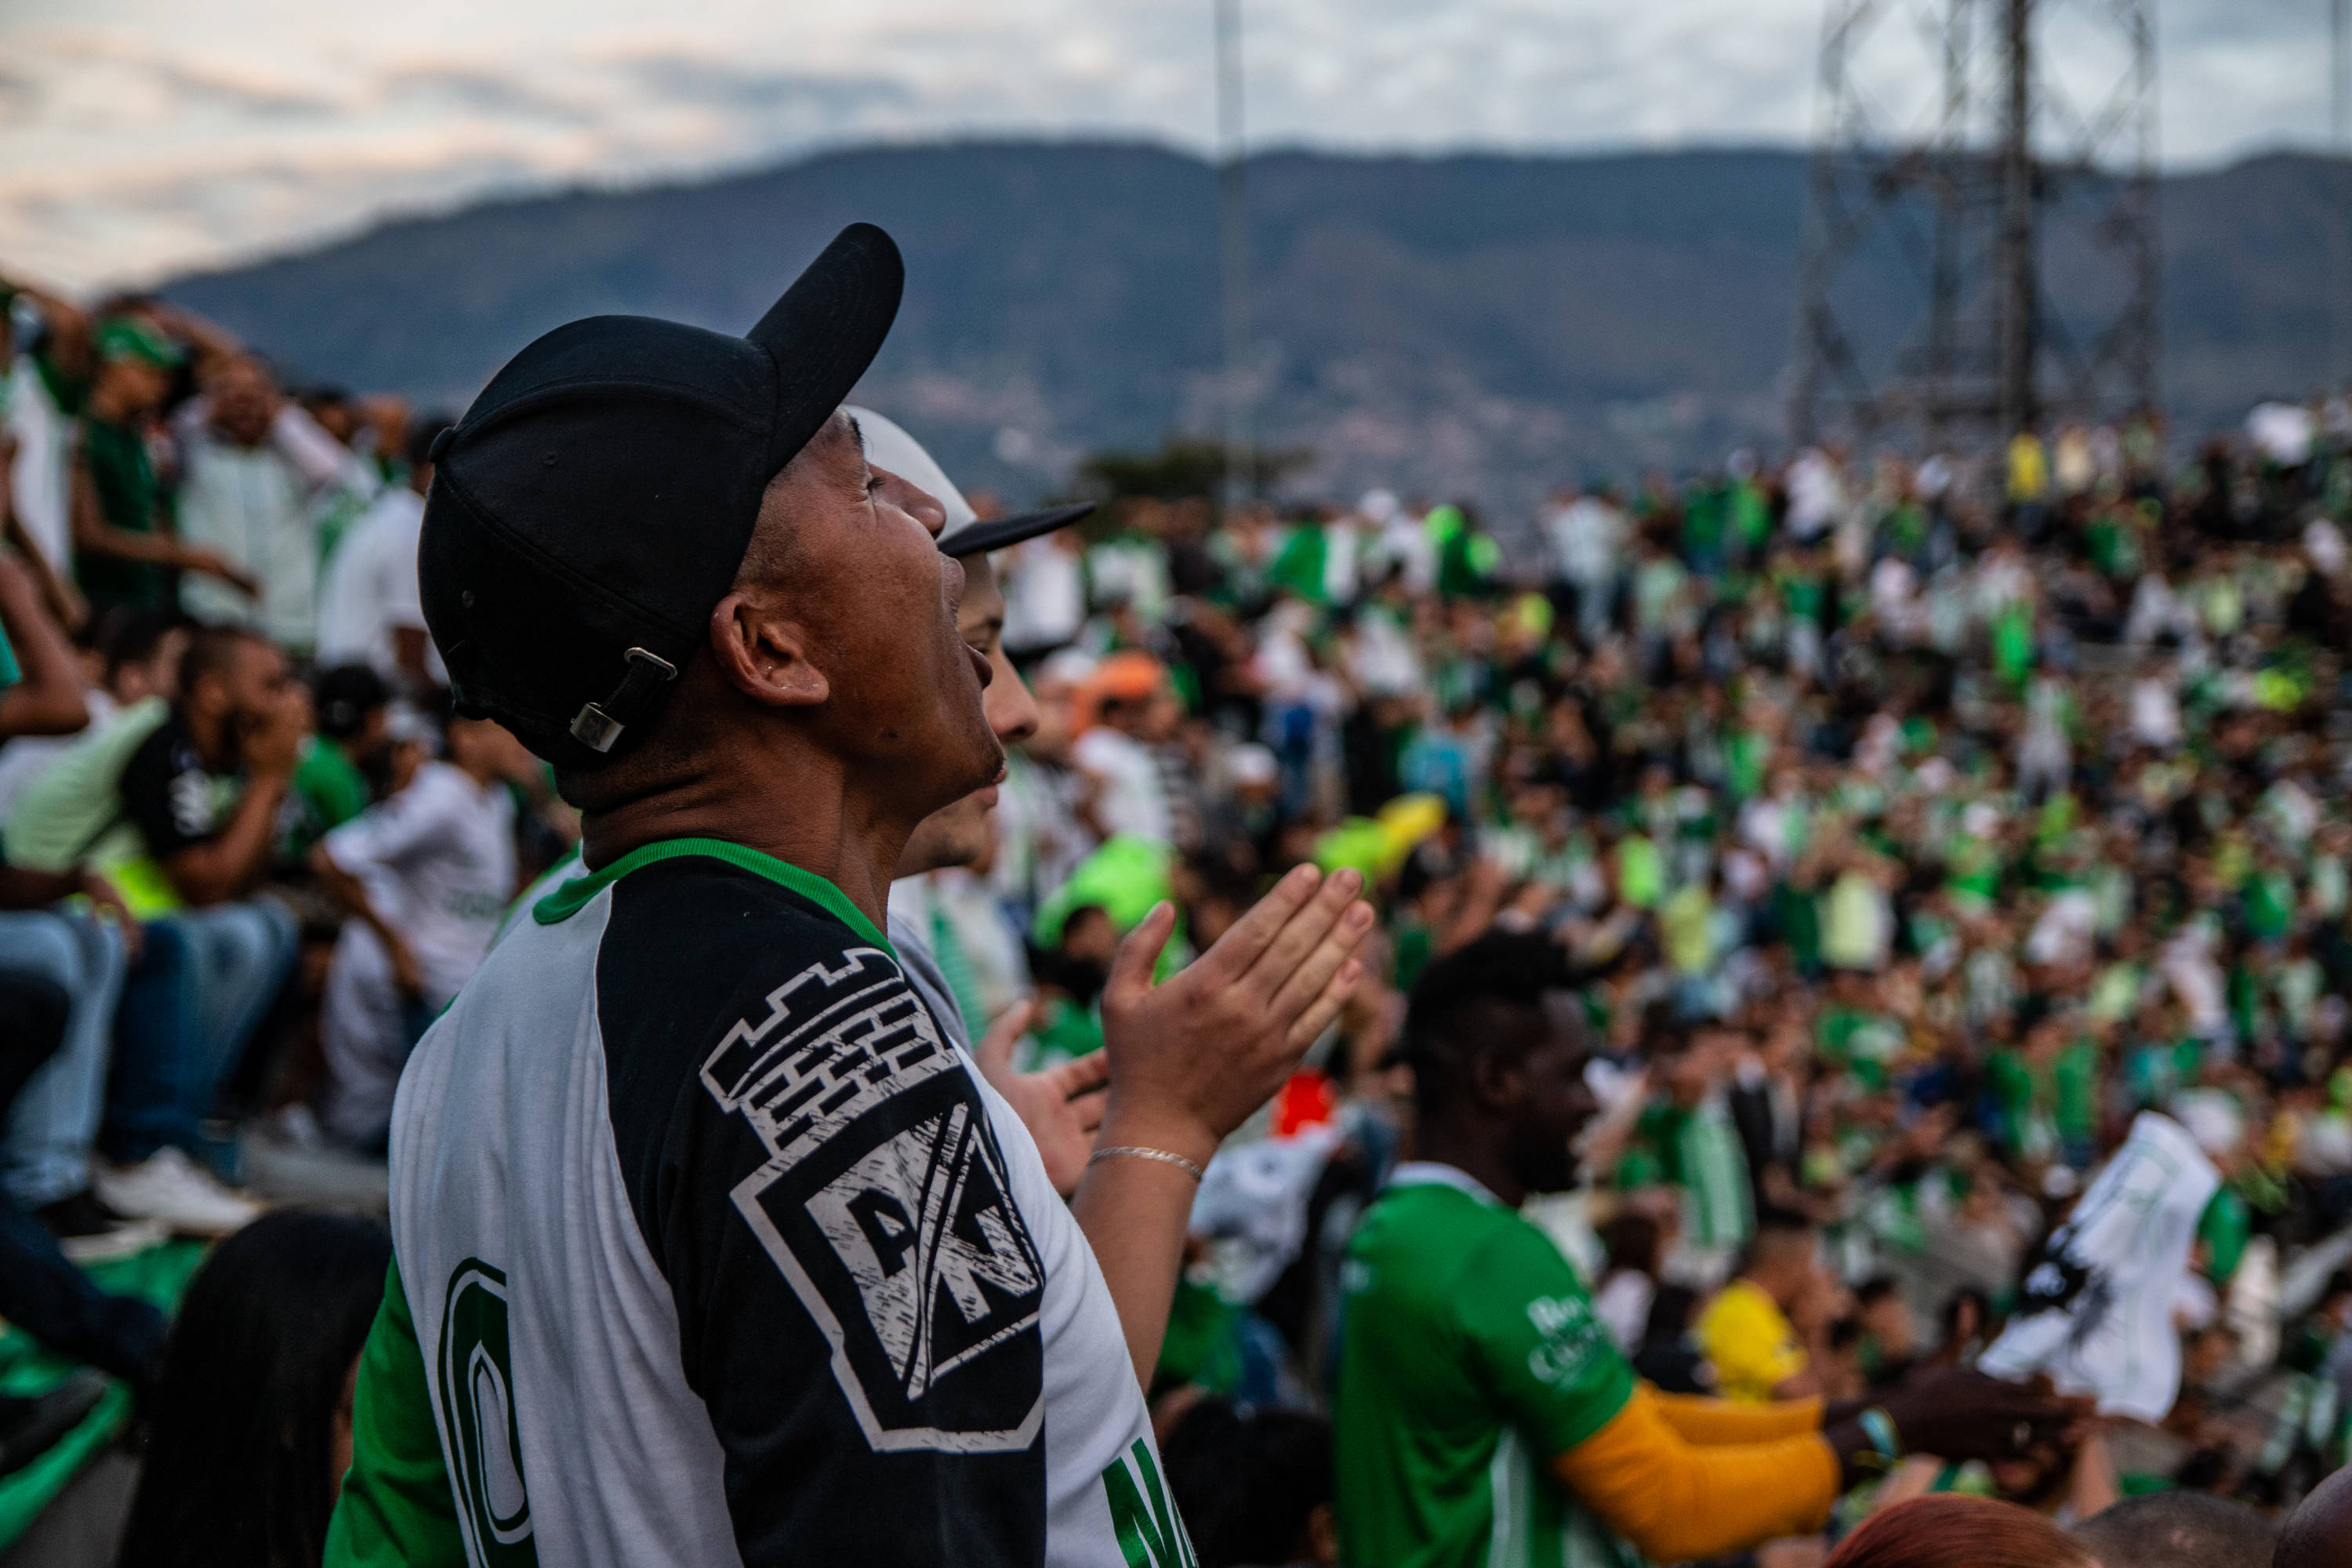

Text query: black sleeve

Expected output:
[593,858,1047,1568]
[116,721,219,859]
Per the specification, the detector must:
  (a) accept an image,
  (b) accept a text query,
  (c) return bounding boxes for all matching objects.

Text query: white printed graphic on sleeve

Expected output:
[699,946,1047,1454]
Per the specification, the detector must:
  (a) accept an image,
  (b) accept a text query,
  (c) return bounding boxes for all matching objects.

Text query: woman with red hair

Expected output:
[1826,1494,2096,1568]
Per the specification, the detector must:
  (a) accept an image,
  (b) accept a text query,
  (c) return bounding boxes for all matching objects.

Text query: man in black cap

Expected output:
[327,226,1371,1568]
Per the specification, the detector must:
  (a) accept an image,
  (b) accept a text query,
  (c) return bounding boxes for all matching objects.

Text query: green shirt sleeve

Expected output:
[2198,1187,2251,1287]
[1452,1220,1636,1460]
[325,1261,470,1568]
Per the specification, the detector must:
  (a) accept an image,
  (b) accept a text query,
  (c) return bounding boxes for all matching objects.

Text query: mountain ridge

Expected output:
[159,140,2352,513]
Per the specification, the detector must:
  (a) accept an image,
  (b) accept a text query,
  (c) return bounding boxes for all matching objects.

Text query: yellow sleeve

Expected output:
[1650,1388,1824,1445]
[1697,1286,1806,1403]
[1551,1384,1838,1563]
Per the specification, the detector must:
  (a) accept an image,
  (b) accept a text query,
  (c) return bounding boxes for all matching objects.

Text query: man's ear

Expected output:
[708,590,829,709]
[1468,1044,1523,1116]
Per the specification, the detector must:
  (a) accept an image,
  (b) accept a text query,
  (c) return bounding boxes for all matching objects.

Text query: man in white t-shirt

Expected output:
[310,715,537,1149]
[174,357,377,654]
[316,419,450,693]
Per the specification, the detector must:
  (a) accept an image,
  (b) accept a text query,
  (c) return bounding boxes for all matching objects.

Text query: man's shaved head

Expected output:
[2072,1490,2273,1568]
[2275,1466,2352,1568]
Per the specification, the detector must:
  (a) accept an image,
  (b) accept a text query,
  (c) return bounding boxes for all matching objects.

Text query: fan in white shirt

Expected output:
[1069,655,1176,845]
[309,716,538,1148]
[315,419,448,692]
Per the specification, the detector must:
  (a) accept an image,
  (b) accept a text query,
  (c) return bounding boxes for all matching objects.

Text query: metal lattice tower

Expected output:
[1790,0,2158,450]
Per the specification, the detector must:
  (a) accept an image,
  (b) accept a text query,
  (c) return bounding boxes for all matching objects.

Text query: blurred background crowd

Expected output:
[2,269,2352,1566]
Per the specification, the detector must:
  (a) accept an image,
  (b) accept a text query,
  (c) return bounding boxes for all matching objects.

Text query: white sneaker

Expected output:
[94,1148,263,1238]
[57,1216,169,1266]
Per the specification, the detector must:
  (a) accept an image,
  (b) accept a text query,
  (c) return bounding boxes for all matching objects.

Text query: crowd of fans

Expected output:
[1,260,2351,1565]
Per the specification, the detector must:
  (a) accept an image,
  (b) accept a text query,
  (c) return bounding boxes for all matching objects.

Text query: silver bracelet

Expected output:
[1087,1145,1207,1181]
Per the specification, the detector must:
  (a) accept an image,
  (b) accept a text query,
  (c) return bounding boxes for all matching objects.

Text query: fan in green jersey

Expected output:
[1334,931,2092,1568]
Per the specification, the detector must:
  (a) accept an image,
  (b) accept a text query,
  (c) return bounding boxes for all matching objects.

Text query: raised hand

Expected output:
[1096,863,1375,1167]
[972,999,1110,1197]
[1878,1367,2093,1466]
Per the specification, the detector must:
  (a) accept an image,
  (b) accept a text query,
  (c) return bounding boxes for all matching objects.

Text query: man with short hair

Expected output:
[311,713,539,1151]
[2071,1489,2275,1567]
[328,226,1370,1567]
[285,662,394,858]
[173,354,377,652]
[71,318,253,616]
[3,622,303,1233]
[1334,930,2083,1568]
[2275,1461,2352,1568]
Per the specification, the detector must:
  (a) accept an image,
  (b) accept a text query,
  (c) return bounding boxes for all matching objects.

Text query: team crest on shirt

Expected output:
[701,947,1046,1454]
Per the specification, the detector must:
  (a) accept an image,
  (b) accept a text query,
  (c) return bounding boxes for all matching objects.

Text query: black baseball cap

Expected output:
[419,223,903,768]
[941,503,1096,559]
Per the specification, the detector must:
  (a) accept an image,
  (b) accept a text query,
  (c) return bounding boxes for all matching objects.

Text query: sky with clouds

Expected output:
[0,0,2339,290]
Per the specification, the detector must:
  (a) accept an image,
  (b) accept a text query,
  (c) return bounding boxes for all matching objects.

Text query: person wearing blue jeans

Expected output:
[4,623,312,1235]
[104,900,298,1171]
[0,908,127,1220]
[0,971,168,1416]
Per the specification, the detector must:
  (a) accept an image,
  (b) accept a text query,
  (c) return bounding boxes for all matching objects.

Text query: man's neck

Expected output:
[583,750,915,932]
[1410,1120,1527,1209]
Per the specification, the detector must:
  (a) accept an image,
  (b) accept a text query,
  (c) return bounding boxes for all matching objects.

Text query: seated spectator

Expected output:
[114,1209,392,1568]
[0,556,161,1258]
[4,623,305,1232]
[1697,1211,1836,1403]
[285,664,393,859]
[310,713,535,1149]
[0,607,188,817]
[172,355,376,655]
[0,557,170,1414]
[314,417,449,695]
[0,964,163,1468]
[1160,1397,1337,1568]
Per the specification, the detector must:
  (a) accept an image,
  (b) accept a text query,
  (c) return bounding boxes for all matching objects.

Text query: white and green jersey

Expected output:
[327,838,1187,1568]
[1334,1165,1645,1568]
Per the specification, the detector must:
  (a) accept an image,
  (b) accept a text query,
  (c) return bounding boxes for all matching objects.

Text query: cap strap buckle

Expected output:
[571,647,679,753]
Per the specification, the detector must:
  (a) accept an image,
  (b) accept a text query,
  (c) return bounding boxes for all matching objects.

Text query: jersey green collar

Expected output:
[531,836,894,955]
[1384,1161,1506,1207]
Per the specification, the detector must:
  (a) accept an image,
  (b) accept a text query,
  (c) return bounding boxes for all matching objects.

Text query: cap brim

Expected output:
[745,223,905,477]
[939,502,1094,557]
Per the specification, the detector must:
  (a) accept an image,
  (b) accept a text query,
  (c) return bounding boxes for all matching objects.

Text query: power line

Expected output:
[1791,0,2159,451]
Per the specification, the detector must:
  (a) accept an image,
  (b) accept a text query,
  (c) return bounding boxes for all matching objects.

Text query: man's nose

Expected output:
[871,463,947,538]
